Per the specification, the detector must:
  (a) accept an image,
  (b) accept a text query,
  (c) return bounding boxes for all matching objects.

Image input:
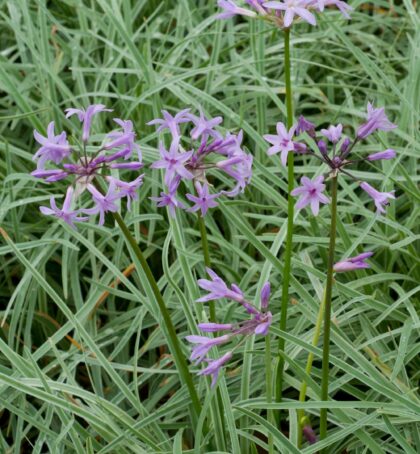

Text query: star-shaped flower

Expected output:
[263,122,297,165]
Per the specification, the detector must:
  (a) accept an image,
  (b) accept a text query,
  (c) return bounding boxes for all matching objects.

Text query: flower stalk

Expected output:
[276,27,295,405]
[319,174,339,442]
[111,211,202,422]
[197,213,216,322]
[297,290,326,447]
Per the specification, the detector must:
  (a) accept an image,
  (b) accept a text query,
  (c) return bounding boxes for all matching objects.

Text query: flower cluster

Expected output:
[264,102,397,216]
[186,269,272,387]
[32,105,144,228]
[217,0,352,28]
[148,108,252,217]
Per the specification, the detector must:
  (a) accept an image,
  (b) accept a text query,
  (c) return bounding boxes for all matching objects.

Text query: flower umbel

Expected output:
[187,271,273,387]
[148,107,252,216]
[32,106,144,228]
[216,0,352,28]
[268,103,398,216]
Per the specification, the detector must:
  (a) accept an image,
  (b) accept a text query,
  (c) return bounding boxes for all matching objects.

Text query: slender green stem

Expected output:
[265,336,274,454]
[196,212,226,449]
[276,27,295,406]
[297,290,326,448]
[111,211,202,421]
[319,175,338,443]
[197,214,216,322]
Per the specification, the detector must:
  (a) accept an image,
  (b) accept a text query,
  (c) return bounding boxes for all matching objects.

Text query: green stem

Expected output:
[196,213,226,449]
[197,214,216,322]
[297,290,326,448]
[265,336,274,454]
[276,27,294,406]
[319,175,338,443]
[111,212,201,421]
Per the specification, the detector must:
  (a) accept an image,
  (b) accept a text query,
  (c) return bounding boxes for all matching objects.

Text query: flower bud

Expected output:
[317,140,328,156]
[367,149,396,161]
[260,282,271,309]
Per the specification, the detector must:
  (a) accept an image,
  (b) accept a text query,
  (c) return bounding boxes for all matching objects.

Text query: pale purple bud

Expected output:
[198,323,234,332]
[45,172,69,182]
[110,162,143,170]
[340,137,351,154]
[296,115,316,137]
[334,251,374,272]
[367,149,396,161]
[62,164,80,172]
[293,142,308,154]
[104,148,132,162]
[318,140,328,155]
[31,169,64,179]
[216,156,244,168]
[260,282,271,309]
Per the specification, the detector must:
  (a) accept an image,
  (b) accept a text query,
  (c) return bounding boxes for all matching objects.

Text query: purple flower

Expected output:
[198,352,233,388]
[198,323,234,332]
[107,175,144,211]
[357,103,397,139]
[39,187,88,229]
[264,1,317,27]
[334,251,374,272]
[296,115,316,136]
[217,0,257,19]
[264,122,297,165]
[196,268,244,303]
[150,140,194,186]
[31,169,68,182]
[110,161,143,170]
[185,335,231,363]
[218,152,253,197]
[246,0,269,14]
[65,104,111,142]
[254,311,272,335]
[34,107,145,228]
[33,122,71,170]
[360,182,395,214]
[147,109,191,139]
[186,182,219,217]
[150,186,185,218]
[86,181,121,225]
[322,0,352,19]
[321,124,343,143]
[340,137,351,155]
[148,108,252,215]
[104,119,141,160]
[291,175,330,216]
[367,149,396,161]
[260,282,271,309]
[189,108,223,140]
[187,270,273,387]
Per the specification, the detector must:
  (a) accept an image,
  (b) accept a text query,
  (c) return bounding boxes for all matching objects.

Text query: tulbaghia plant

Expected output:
[217,0,352,27]
[148,108,252,217]
[186,270,272,387]
[31,105,144,228]
[286,102,397,443]
[265,102,398,216]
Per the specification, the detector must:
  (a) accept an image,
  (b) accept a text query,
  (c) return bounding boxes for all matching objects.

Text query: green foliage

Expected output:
[0,0,419,452]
